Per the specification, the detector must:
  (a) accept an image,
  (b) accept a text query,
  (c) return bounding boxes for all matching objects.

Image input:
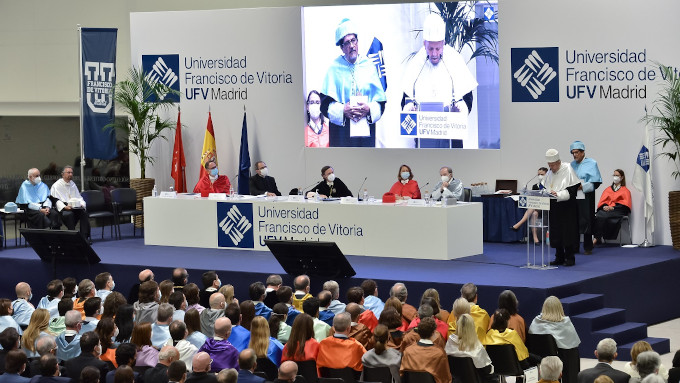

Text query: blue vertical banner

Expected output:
[81,28,118,160]
[237,111,251,195]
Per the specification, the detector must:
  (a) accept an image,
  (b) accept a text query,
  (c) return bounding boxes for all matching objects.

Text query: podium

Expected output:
[518,191,555,270]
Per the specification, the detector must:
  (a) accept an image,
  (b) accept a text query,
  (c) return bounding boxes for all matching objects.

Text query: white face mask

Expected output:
[113,327,119,338]
[308,104,321,119]
[327,173,336,182]
[259,167,269,177]
[613,176,621,184]
[32,176,42,185]
[441,175,450,183]
[537,174,545,181]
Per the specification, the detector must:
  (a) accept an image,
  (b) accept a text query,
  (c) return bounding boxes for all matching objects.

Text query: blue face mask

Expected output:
[210,168,219,177]
[401,171,410,180]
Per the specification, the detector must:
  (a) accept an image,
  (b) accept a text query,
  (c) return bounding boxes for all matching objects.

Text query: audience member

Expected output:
[27,336,60,377]
[33,354,70,383]
[64,332,109,383]
[400,317,451,383]
[184,284,205,314]
[276,287,301,327]
[346,287,378,332]
[128,269,154,304]
[281,314,319,363]
[80,366,101,383]
[407,299,448,339]
[95,273,116,303]
[134,281,160,324]
[399,305,445,352]
[447,283,490,342]
[184,309,207,350]
[199,272,221,309]
[236,348,266,383]
[224,303,250,353]
[166,321,198,371]
[539,355,563,383]
[185,352,217,383]
[317,291,335,327]
[630,351,661,383]
[95,318,118,368]
[378,308,405,349]
[0,328,21,373]
[248,316,283,366]
[113,304,134,343]
[169,291,187,322]
[483,309,535,369]
[55,310,82,362]
[216,369,237,383]
[268,303,291,344]
[0,350,29,383]
[668,349,680,383]
[22,308,54,358]
[159,281,175,304]
[528,296,581,350]
[361,280,384,319]
[272,361,298,383]
[316,312,366,373]
[322,280,345,315]
[49,298,73,335]
[383,297,408,331]
[263,275,283,309]
[390,283,417,324]
[420,288,449,323]
[445,314,494,382]
[104,343,138,383]
[198,318,238,372]
[0,300,21,336]
[249,282,272,320]
[80,297,102,334]
[11,282,35,329]
[218,285,236,307]
[488,290,526,342]
[624,341,669,381]
[292,276,312,311]
[144,346,180,383]
[576,338,630,383]
[130,323,159,368]
[240,301,256,332]
[37,280,64,319]
[361,324,401,383]
[301,298,330,342]
[172,269,189,292]
[168,360,187,383]
[339,303,372,350]
[102,292,126,321]
[63,278,78,300]
[150,304,174,348]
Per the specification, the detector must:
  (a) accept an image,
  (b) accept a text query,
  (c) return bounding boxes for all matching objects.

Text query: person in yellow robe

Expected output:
[484,308,538,369]
[447,283,490,342]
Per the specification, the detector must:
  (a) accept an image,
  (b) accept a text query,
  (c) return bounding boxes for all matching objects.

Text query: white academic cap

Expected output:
[335,18,358,46]
[423,13,446,42]
[545,149,560,163]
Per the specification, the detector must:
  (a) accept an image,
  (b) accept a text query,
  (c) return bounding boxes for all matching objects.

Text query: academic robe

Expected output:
[305,120,330,148]
[399,329,446,353]
[358,309,378,332]
[281,338,319,362]
[546,162,581,263]
[401,303,418,323]
[249,175,281,196]
[331,323,372,350]
[594,185,632,240]
[528,315,581,349]
[400,341,452,383]
[292,293,312,311]
[571,157,602,250]
[407,317,448,340]
[15,180,59,229]
[316,335,366,372]
[198,338,239,372]
[311,179,353,198]
[483,328,529,361]
[447,304,490,343]
[488,313,526,343]
[193,174,230,195]
[388,180,421,199]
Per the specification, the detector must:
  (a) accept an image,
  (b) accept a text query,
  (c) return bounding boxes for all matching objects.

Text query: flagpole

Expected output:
[77,24,85,190]
[639,112,654,248]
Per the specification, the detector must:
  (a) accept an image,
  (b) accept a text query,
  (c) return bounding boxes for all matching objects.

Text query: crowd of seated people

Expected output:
[0,271,676,383]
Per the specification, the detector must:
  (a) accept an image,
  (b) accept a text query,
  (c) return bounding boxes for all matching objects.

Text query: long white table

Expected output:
[144,196,483,260]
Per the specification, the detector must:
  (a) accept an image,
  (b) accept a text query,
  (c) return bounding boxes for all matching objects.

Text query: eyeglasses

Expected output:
[307,100,320,105]
[341,37,358,48]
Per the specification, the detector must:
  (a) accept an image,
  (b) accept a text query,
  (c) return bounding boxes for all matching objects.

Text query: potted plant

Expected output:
[641,63,680,248]
[107,67,179,226]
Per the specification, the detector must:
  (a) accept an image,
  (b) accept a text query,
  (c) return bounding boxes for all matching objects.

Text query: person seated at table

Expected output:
[431,166,463,201]
[193,160,231,195]
[593,169,632,245]
[511,167,548,244]
[310,166,352,198]
[15,167,60,229]
[249,161,281,197]
[388,165,421,200]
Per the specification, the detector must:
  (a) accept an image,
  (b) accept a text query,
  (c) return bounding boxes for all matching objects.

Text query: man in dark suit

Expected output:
[0,328,20,374]
[30,354,70,383]
[0,350,30,383]
[64,332,109,383]
[236,349,265,383]
[577,338,630,383]
[262,275,282,310]
[167,360,187,383]
[249,161,281,196]
[144,346,180,383]
[185,353,217,383]
[272,361,298,383]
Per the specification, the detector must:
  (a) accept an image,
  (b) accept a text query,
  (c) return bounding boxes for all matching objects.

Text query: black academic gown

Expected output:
[549,183,580,262]
[311,179,353,198]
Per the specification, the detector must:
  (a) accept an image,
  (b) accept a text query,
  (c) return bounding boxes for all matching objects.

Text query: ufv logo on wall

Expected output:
[511,47,559,102]
[400,113,418,136]
[141,54,180,102]
[217,202,254,248]
[84,61,115,113]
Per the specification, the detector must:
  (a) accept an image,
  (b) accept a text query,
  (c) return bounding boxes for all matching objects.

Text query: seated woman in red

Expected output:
[388,164,421,200]
[593,168,632,245]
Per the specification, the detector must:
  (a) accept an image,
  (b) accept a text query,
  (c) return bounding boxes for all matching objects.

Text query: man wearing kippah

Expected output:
[321,18,386,147]
[545,149,581,266]
[570,140,602,255]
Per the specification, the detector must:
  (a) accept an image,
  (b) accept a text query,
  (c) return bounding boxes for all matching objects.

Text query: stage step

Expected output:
[579,322,649,358]
[571,307,627,333]
[561,293,604,316]
[618,337,671,361]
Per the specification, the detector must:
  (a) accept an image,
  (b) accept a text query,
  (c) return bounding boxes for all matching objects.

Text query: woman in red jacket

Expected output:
[389,164,421,200]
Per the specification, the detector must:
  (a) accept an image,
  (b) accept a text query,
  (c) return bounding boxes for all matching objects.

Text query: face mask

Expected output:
[327,173,336,182]
[308,104,321,119]
[613,176,621,184]
[28,293,33,301]
[110,281,115,291]
[113,328,119,338]
[210,168,219,177]
[260,167,268,177]
[441,175,450,183]
[33,176,42,185]
[216,279,222,288]
[401,172,410,180]
[537,175,545,181]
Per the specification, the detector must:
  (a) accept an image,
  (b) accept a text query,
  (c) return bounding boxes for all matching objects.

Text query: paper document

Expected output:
[349,95,370,137]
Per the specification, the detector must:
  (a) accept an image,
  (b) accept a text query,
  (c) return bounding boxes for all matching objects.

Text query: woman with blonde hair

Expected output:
[249,316,284,366]
[361,324,402,383]
[21,308,54,358]
[219,284,236,304]
[445,314,495,382]
[528,296,580,349]
[159,280,175,304]
[623,341,669,381]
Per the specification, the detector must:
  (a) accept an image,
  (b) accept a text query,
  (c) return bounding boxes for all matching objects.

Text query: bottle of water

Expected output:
[363,188,368,202]
[152,184,157,197]
[423,190,431,205]
[229,186,234,199]
[315,189,320,202]
[545,231,550,246]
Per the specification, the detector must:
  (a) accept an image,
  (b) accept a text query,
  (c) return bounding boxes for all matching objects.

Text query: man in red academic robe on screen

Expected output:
[193,160,231,195]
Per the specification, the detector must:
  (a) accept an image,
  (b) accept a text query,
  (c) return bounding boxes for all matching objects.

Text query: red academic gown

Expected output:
[358,309,378,332]
[407,317,449,340]
[389,180,421,199]
[193,174,231,194]
[281,338,319,362]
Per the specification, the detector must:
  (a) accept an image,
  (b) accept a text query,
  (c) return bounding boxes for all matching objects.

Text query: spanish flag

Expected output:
[199,111,218,181]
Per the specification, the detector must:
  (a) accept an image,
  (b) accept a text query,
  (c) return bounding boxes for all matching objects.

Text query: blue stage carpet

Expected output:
[2,223,679,328]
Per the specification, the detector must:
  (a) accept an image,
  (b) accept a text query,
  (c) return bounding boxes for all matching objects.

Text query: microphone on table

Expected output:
[356,177,368,200]
[523,174,538,193]
[419,182,430,190]
[299,180,322,197]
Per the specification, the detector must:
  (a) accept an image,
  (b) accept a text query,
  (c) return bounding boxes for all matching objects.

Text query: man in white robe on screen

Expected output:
[402,13,478,148]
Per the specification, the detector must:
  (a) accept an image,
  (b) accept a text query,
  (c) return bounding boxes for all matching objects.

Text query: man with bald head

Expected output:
[200,293,226,337]
[11,282,35,329]
[144,345,179,383]
[292,275,311,311]
[316,312,366,373]
[236,349,265,383]
[273,361,298,383]
[332,303,371,349]
[185,352,218,383]
[15,167,59,229]
[198,318,238,372]
[172,268,189,291]
[128,269,154,303]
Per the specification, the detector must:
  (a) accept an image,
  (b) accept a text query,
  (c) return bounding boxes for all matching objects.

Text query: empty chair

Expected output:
[486,344,525,381]
[526,333,559,358]
[110,188,143,239]
[319,367,360,383]
[448,356,482,383]
[362,366,393,383]
[81,190,115,239]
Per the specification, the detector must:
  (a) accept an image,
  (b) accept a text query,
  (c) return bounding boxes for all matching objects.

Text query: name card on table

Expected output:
[406,199,426,206]
[340,197,359,204]
[288,195,305,202]
[208,193,227,200]
[159,191,177,198]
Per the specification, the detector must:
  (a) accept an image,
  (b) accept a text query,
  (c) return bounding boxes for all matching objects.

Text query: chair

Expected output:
[296,360,319,383]
[526,333,558,358]
[81,190,115,239]
[110,188,143,239]
[362,366,393,383]
[618,215,632,246]
[495,179,518,194]
[558,347,580,383]
[253,371,268,379]
[318,367,360,383]
[485,344,525,382]
[448,356,482,383]
[255,357,278,381]
[402,371,436,383]
[318,379,344,383]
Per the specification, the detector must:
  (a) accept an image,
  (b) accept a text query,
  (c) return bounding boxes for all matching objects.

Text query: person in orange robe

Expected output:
[330,303,372,350]
[346,287,378,332]
[593,169,632,244]
[400,317,451,383]
[388,164,421,199]
[316,312,366,374]
[193,160,231,195]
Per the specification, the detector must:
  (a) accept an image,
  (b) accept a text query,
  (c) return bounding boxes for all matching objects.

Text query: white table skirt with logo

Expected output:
[143,196,483,261]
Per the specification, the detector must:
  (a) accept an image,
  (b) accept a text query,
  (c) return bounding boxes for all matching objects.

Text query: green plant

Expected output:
[642,63,680,179]
[106,67,179,179]
[436,2,498,64]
